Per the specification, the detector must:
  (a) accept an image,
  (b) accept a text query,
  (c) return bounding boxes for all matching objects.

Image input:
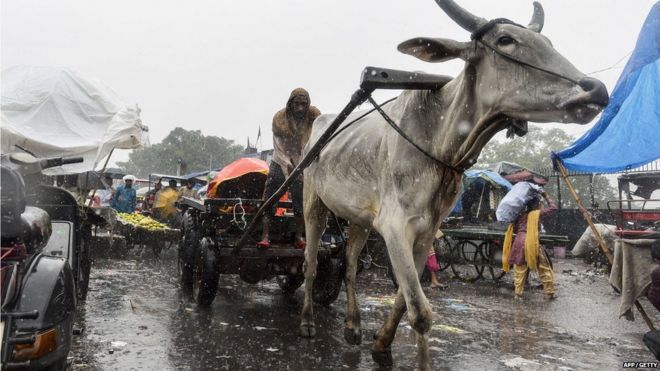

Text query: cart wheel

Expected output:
[481,241,506,282]
[277,274,305,294]
[313,257,344,306]
[543,247,554,270]
[195,244,220,306]
[385,236,448,289]
[434,236,453,272]
[179,212,200,299]
[450,240,483,282]
[77,226,93,301]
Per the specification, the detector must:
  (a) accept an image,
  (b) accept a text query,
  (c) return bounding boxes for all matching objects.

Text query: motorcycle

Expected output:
[1,152,100,370]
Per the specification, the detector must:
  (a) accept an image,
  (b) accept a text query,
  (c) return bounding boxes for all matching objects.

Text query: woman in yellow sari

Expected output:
[502,190,557,300]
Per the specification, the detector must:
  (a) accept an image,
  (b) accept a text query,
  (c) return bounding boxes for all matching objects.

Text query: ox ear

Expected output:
[397,37,470,62]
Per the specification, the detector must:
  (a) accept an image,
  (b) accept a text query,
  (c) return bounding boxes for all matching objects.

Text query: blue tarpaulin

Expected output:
[554,3,660,173]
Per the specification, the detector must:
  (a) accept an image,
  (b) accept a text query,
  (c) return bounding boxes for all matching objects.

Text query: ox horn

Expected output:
[434,0,488,32]
[527,1,545,32]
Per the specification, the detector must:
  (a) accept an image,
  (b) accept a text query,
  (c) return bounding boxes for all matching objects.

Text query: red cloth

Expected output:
[426,254,440,272]
[509,196,557,265]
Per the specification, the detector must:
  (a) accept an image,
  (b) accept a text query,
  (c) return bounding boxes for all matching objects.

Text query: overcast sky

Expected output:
[2,0,655,165]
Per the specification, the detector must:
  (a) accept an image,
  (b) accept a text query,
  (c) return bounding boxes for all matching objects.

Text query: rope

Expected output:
[587,51,632,76]
[232,198,247,230]
[478,40,580,85]
[367,96,464,173]
[324,96,398,145]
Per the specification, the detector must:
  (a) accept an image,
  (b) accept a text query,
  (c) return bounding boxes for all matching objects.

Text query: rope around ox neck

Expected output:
[367,96,465,174]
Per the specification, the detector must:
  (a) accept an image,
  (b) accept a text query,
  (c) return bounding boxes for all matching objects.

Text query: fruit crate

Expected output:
[114,215,180,251]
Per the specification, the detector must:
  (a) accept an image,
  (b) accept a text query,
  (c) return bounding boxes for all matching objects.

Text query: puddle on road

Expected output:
[71,255,655,370]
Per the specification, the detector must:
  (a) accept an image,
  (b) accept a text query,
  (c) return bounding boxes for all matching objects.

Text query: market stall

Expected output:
[114,212,180,255]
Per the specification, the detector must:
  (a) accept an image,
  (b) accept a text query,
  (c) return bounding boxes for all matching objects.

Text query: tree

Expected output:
[117,127,244,178]
[476,127,617,209]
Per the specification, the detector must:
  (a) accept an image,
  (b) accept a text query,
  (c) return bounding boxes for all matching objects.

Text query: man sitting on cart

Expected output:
[258,88,321,249]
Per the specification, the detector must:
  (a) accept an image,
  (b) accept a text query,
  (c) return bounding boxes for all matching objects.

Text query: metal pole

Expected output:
[556,159,655,331]
[87,148,115,207]
[234,88,373,253]
[589,173,595,209]
[556,175,562,209]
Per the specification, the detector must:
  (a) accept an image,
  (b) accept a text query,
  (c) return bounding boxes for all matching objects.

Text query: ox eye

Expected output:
[497,36,516,46]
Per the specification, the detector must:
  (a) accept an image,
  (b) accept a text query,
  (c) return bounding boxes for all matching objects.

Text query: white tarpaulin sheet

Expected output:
[1,66,149,175]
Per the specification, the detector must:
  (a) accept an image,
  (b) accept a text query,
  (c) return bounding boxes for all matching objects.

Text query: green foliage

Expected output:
[476,127,617,209]
[477,128,573,170]
[117,127,244,178]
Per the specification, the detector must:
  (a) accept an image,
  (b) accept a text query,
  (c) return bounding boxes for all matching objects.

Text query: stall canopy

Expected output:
[1,66,150,175]
[553,3,660,173]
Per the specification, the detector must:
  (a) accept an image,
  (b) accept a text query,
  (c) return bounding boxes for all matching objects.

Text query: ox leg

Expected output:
[411,241,433,370]
[372,228,433,370]
[300,185,328,338]
[343,224,370,345]
[372,288,406,367]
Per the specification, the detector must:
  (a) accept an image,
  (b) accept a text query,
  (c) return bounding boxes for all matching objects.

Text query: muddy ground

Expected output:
[70,248,658,370]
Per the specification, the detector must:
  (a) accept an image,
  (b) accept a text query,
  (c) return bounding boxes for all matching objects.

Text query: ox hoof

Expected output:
[300,323,316,338]
[371,347,393,367]
[343,327,362,345]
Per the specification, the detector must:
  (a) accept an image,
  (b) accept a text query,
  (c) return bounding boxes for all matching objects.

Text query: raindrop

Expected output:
[457,121,472,135]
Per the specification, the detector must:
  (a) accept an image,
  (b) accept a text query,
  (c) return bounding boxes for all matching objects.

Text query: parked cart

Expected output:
[178,157,346,306]
[114,213,180,255]
[421,227,569,283]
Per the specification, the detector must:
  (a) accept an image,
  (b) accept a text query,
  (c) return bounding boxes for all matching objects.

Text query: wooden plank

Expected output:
[214,247,330,258]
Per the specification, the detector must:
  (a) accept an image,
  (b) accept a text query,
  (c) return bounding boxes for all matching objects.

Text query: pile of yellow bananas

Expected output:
[117,212,168,231]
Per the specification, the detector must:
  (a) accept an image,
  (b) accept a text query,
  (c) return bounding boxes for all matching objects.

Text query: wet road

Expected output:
[71,249,657,370]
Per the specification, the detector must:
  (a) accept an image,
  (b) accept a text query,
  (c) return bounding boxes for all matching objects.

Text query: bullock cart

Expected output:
[178,66,453,306]
[177,164,347,306]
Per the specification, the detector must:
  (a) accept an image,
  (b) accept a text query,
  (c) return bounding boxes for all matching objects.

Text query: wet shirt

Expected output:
[271,88,321,176]
[112,185,136,213]
[509,197,557,265]
[153,187,179,217]
[647,266,660,312]
[98,188,114,207]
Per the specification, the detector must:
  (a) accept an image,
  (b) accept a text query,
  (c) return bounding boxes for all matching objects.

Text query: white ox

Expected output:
[300,0,609,369]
